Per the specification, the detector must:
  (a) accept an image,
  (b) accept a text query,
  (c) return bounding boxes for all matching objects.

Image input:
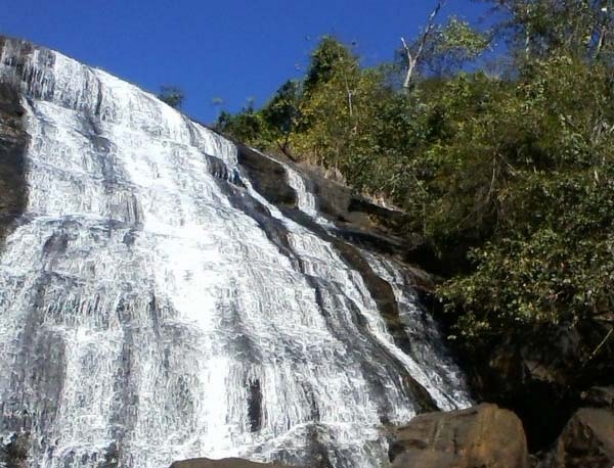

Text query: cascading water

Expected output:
[0,38,470,468]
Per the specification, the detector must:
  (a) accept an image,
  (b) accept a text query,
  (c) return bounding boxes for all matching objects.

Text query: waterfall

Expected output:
[0,38,470,468]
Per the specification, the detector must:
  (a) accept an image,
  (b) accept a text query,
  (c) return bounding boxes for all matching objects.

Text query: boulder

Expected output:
[581,386,614,410]
[547,407,614,468]
[389,403,529,468]
[457,320,614,451]
[170,458,294,468]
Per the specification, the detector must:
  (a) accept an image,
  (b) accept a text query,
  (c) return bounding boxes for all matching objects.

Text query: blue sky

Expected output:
[1,0,488,123]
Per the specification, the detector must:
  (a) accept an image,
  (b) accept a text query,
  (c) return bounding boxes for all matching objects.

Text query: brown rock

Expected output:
[581,386,614,410]
[389,403,529,468]
[462,320,614,451]
[551,407,614,468]
[170,458,294,468]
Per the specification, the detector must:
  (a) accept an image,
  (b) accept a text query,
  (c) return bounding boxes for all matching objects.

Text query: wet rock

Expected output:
[236,145,296,208]
[170,458,295,468]
[0,75,29,246]
[389,403,529,468]
[325,235,437,413]
[307,170,425,259]
[0,431,31,468]
[543,407,614,468]
[233,147,427,261]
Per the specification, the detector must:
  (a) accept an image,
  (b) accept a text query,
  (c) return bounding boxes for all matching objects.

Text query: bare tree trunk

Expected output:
[593,0,610,59]
[524,1,531,60]
[595,26,607,57]
[401,0,445,92]
[400,38,418,91]
[343,74,354,118]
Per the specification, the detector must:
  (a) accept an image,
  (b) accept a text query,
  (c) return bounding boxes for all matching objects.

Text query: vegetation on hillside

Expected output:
[215,0,614,344]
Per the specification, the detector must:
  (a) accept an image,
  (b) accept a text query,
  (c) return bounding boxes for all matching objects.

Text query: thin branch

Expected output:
[401,0,446,91]
[584,326,614,366]
[343,74,354,118]
[524,0,531,60]
[400,37,416,91]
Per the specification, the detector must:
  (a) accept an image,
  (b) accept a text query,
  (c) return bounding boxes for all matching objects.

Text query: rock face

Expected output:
[235,145,296,208]
[0,35,472,468]
[554,408,614,468]
[536,405,614,468]
[459,320,614,451]
[170,458,294,468]
[581,386,614,409]
[389,403,529,468]
[230,142,425,263]
[0,431,30,468]
[0,74,29,246]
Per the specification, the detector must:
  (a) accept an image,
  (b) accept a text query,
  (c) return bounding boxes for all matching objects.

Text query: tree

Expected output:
[290,37,380,172]
[260,80,301,156]
[158,85,185,109]
[303,36,359,95]
[400,0,446,90]
[419,17,491,77]
[477,0,614,62]
[215,100,267,147]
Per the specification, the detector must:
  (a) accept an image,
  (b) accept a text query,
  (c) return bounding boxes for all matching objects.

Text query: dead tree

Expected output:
[401,0,446,91]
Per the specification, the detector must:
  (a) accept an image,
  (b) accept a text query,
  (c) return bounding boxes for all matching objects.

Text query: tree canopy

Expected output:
[215,1,614,345]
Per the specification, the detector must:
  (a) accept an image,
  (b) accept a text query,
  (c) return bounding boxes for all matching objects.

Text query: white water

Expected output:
[282,165,319,218]
[0,38,469,468]
[361,252,472,410]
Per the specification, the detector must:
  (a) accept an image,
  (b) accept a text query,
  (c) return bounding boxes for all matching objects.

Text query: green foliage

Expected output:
[158,85,185,109]
[214,82,302,152]
[440,168,614,337]
[427,56,614,337]
[261,80,301,137]
[417,16,492,77]
[215,18,614,343]
[479,0,614,62]
[303,36,359,94]
[216,108,262,144]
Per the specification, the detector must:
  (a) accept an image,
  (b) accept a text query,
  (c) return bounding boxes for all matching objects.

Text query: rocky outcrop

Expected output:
[236,145,297,208]
[0,432,29,468]
[537,406,614,468]
[388,403,529,468]
[0,45,29,247]
[226,142,427,262]
[170,458,295,468]
[307,169,429,261]
[581,386,614,409]
[455,320,614,451]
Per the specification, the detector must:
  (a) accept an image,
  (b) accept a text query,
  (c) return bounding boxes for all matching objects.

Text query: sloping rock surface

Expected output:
[0,34,471,468]
[0,68,28,245]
